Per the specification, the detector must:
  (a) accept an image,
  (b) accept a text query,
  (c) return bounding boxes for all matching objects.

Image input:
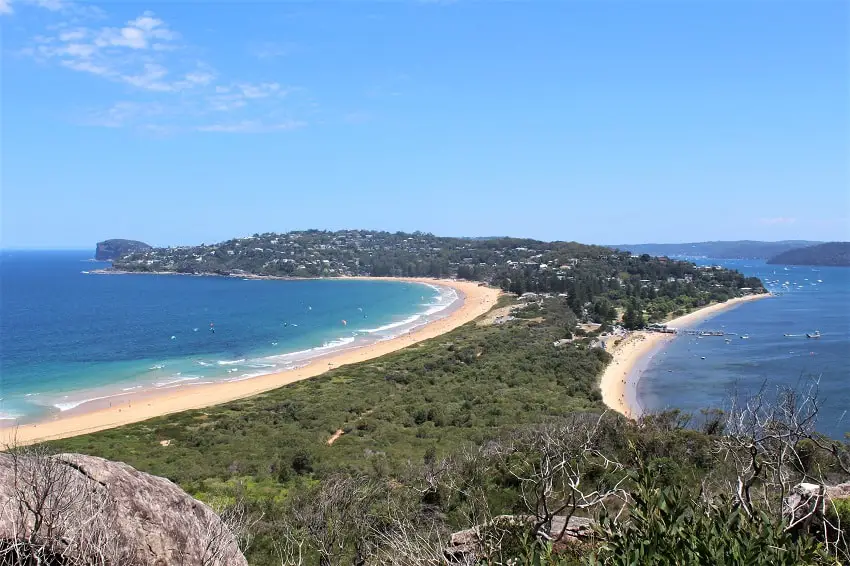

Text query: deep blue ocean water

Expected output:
[638,259,849,440]
[0,251,450,423]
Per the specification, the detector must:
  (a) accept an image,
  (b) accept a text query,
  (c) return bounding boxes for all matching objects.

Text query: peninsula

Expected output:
[107,230,766,324]
[95,238,151,261]
[767,241,850,267]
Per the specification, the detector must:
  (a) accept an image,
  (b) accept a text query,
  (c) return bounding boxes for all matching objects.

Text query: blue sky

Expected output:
[2,0,847,249]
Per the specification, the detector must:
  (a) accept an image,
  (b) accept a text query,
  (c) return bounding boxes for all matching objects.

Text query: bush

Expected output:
[588,466,835,565]
[291,449,313,475]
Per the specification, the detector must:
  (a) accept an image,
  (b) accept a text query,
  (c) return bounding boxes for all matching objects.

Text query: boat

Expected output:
[741,335,749,339]
[806,331,821,339]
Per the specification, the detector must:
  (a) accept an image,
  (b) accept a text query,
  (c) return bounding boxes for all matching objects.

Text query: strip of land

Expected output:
[600,293,772,419]
[4,278,501,446]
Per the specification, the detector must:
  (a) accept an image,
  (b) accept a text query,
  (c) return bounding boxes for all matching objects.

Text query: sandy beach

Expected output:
[4,278,501,446]
[600,293,772,419]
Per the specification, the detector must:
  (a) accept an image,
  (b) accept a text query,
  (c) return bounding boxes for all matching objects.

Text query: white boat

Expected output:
[741,335,749,339]
[806,331,821,339]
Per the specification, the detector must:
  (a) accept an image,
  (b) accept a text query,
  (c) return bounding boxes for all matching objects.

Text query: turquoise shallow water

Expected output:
[638,259,850,440]
[0,251,453,423]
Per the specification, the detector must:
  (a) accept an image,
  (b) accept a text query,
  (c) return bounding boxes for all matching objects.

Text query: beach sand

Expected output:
[600,293,772,419]
[4,278,501,446]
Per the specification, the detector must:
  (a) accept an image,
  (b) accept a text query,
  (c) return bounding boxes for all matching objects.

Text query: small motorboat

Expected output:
[806,331,821,339]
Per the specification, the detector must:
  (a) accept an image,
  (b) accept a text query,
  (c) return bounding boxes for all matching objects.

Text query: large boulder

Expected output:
[0,452,247,566]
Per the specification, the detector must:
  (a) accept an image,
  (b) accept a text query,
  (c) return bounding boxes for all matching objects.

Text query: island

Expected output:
[95,239,152,261]
[767,241,850,266]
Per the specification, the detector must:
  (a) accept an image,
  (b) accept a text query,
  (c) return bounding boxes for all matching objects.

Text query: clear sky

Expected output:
[1,0,848,249]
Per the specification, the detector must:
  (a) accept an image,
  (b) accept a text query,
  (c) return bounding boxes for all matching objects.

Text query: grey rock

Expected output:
[446,515,594,562]
[0,452,247,566]
[784,481,850,528]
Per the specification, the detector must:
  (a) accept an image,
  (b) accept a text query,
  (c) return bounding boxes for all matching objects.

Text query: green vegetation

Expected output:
[47,290,849,565]
[52,297,606,489]
[50,235,846,565]
[767,242,850,267]
[590,464,835,565]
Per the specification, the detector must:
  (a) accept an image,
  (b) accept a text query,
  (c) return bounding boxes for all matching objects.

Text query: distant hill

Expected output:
[767,242,850,267]
[613,240,822,260]
[95,239,151,261]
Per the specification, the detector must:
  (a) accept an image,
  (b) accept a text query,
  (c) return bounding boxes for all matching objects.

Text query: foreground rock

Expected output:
[0,452,247,566]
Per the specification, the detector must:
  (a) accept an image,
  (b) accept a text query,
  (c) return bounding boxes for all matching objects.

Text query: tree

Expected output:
[623,300,644,330]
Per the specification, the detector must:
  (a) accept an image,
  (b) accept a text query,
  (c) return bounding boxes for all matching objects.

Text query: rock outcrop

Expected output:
[0,452,247,566]
[445,515,594,561]
[784,481,850,528]
[95,239,151,261]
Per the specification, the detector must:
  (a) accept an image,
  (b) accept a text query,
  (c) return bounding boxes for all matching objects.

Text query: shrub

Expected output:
[587,466,835,565]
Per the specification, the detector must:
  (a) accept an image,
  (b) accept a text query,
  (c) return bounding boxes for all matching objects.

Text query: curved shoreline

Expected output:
[600,293,772,419]
[3,278,501,446]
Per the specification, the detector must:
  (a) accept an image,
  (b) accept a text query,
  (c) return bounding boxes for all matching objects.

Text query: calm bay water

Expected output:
[0,251,451,423]
[638,259,850,439]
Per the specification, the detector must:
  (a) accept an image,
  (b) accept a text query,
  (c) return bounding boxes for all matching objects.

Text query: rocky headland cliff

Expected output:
[95,239,151,261]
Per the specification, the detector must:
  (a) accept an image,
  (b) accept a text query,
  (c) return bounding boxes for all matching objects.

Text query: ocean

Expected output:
[0,251,455,424]
[638,259,850,440]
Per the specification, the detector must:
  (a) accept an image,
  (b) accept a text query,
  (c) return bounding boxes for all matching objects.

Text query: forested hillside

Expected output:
[112,230,765,324]
[767,242,850,266]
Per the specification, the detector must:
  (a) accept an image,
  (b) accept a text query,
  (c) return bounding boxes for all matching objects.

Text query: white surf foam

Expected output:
[362,314,423,334]
[226,370,276,382]
[154,375,200,388]
[266,336,358,361]
[54,395,113,412]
